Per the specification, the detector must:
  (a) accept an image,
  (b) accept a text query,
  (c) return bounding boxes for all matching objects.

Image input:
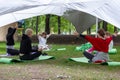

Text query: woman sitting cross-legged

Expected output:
[19,28,42,60]
[74,29,112,63]
[6,27,19,56]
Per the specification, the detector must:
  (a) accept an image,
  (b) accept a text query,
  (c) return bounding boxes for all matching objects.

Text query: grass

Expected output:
[0,42,120,80]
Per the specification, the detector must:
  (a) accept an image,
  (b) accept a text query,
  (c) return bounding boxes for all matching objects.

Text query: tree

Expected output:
[36,16,39,35]
[114,26,117,32]
[87,28,91,34]
[24,15,76,34]
[102,21,108,31]
[45,14,50,34]
[58,16,61,34]
[98,21,101,29]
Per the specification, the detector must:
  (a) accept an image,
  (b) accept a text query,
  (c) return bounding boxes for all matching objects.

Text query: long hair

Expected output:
[97,29,105,38]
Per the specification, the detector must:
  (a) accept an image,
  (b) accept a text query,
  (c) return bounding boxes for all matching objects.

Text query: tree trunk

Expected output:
[102,21,108,31]
[98,21,101,29]
[36,16,39,35]
[58,16,61,34]
[87,28,91,34]
[45,14,50,34]
[22,20,25,34]
[114,26,117,32]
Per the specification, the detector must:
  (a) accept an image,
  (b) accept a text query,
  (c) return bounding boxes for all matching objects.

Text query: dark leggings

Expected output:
[7,49,19,55]
[20,52,42,60]
[83,51,94,60]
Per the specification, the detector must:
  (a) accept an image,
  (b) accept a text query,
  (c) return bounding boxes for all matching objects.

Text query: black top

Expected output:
[6,27,16,46]
[20,34,32,54]
[79,34,85,38]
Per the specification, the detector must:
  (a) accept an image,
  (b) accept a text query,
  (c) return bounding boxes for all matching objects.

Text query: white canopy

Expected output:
[0,0,120,33]
[64,10,101,33]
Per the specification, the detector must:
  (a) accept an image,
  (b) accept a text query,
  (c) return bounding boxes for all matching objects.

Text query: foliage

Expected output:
[24,15,76,34]
[22,15,118,35]
[107,23,114,33]
[90,21,116,34]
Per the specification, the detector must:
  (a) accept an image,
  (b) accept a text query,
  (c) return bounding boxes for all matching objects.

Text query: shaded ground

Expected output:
[0,43,120,80]
[0,62,120,80]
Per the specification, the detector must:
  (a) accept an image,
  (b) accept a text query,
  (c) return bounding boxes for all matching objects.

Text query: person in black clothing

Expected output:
[19,28,42,60]
[6,27,19,56]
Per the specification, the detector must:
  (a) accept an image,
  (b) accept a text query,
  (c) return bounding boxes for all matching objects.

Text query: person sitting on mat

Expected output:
[6,27,19,56]
[19,28,42,60]
[74,29,112,63]
[87,31,118,53]
[38,32,51,54]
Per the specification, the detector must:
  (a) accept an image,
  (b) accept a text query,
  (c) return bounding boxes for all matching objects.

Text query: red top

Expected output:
[85,36,112,53]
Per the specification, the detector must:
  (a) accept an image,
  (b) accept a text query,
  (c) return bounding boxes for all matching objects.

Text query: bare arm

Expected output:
[74,32,85,38]
[113,31,118,37]
[112,31,118,38]
[46,34,52,39]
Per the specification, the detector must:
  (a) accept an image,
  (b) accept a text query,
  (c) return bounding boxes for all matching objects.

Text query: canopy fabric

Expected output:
[0,0,119,33]
[66,0,120,31]
[0,5,68,28]
[64,10,101,33]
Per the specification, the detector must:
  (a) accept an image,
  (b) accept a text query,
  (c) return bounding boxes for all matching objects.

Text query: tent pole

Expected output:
[96,17,98,38]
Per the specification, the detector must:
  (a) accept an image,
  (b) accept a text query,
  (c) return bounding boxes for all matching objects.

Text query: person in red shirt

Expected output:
[87,31,118,53]
[75,29,112,63]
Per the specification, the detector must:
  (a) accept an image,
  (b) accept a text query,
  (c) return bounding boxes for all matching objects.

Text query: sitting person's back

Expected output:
[20,28,42,60]
[74,29,112,63]
[6,27,19,56]
[6,27,16,46]
[85,35,112,53]
[20,34,32,54]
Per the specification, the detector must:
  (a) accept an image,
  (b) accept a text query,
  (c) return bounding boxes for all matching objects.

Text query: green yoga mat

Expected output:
[57,48,66,51]
[107,62,120,66]
[38,55,55,60]
[108,48,117,54]
[0,58,21,64]
[0,55,55,64]
[93,49,117,54]
[44,48,66,51]
[69,57,89,63]
[69,57,120,66]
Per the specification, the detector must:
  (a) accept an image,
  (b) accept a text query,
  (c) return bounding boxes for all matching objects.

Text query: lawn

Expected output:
[0,42,120,80]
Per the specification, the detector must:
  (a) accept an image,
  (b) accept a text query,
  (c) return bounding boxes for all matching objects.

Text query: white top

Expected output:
[38,36,47,46]
[38,35,50,49]
[109,40,113,50]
